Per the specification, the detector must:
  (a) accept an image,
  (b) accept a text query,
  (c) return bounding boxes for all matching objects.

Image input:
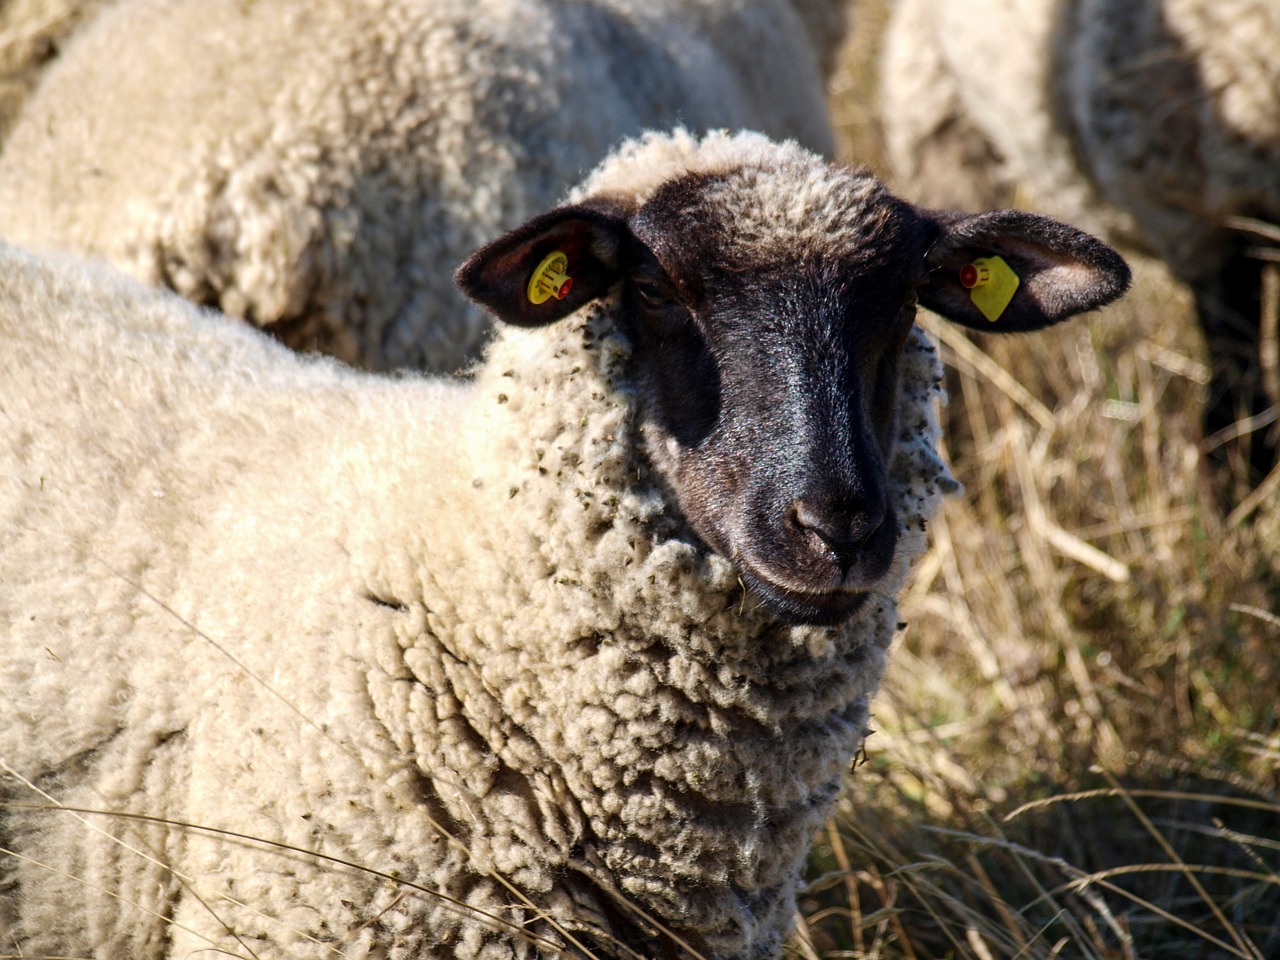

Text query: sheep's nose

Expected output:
[788,496,885,567]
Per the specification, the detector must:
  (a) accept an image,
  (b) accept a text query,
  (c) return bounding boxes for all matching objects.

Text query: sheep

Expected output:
[0,0,848,375]
[0,0,106,143]
[878,0,1280,490]
[0,129,1131,960]
[877,0,1128,239]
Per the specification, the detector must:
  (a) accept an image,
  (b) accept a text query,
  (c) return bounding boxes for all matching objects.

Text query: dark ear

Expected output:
[454,205,631,326]
[918,209,1131,332]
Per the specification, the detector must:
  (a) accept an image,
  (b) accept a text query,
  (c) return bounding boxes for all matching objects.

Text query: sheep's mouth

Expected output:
[736,564,870,626]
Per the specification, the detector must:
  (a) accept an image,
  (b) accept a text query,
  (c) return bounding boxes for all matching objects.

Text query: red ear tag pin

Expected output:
[527,251,573,305]
[959,262,990,289]
[960,255,1020,322]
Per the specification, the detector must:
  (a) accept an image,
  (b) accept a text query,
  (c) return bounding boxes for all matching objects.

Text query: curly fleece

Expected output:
[0,0,838,373]
[0,0,108,143]
[0,133,955,960]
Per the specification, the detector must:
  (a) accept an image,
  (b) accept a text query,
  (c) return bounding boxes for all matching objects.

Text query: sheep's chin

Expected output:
[735,563,871,626]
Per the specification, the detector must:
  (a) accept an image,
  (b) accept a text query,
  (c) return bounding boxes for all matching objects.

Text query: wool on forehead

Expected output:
[699,162,900,265]
[571,128,899,263]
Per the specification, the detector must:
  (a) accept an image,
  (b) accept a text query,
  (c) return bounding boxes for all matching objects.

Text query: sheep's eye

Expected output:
[634,279,675,308]
[629,274,691,338]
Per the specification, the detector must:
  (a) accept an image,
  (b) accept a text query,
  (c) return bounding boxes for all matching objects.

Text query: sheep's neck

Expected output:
[362,305,945,958]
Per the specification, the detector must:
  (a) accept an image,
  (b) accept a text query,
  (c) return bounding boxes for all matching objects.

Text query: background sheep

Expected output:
[0,0,847,374]
[0,129,1130,960]
[879,0,1280,493]
[0,0,105,142]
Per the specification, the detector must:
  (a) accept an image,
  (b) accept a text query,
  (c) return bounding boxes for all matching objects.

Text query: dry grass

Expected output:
[798,7,1280,957]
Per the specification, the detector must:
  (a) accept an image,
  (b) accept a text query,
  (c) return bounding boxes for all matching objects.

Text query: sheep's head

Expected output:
[456,142,1129,626]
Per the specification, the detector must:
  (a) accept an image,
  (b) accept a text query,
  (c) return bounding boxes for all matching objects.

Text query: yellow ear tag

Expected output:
[960,255,1020,322]
[527,251,573,305]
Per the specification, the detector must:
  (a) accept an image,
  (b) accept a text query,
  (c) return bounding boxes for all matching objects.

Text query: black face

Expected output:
[454,145,1131,628]
[618,178,927,624]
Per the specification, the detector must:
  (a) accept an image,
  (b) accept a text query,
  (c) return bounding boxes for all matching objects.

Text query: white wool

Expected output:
[0,0,106,142]
[1063,0,1280,285]
[0,0,841,373]
[878,0,1280,287]
[0,131,956,960]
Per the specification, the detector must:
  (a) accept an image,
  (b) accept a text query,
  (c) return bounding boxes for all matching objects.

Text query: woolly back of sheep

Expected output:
[0,0,841,374]
[0,158,954,960]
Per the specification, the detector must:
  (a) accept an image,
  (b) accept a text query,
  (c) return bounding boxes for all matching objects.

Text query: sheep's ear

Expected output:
[454,205,630,326]
[918,209,1131,332]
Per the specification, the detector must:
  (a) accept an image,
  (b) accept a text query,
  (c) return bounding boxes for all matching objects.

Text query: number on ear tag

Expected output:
[527,251,573,304]
[960,255,1020,322]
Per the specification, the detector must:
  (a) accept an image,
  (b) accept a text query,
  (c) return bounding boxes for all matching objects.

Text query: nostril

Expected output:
[788,498,885,555]
[789,500,831,542]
